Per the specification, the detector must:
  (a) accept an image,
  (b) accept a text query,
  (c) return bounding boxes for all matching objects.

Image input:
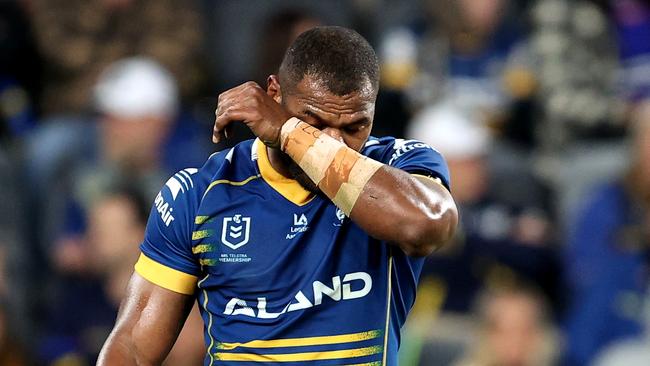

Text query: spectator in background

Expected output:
[408,102,559,313]
[377,0,540,145]
[380,0,528,114]
[86,187,149,307]
[25,57,210,273]
[48,58,186,276]
[86,187,205,366]
[88,186,204,366]
[41,186,204,364]
[39,186,145,364]
[30,0,204,118]
[22,58,210,360]
[563,99,650,365]
[608,0,650,103]
[455,285,559,366]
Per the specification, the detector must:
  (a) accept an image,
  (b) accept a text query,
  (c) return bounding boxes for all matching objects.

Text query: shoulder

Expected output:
[154,140,255,216]
[146,140,258,242]
[171,139,258,199]
[362,136,450,188]
[362,136,444,164]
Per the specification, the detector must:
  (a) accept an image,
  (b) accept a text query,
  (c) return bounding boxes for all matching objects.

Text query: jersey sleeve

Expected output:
[385,139,451,190]
[135,170,201,295]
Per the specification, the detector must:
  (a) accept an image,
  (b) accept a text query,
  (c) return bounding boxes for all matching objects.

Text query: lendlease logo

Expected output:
[286,213,309,239]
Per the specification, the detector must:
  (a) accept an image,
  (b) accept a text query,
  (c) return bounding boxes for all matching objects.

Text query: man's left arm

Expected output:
[279,118,458,257]
[351,167,456,256]
[212,82,458,257]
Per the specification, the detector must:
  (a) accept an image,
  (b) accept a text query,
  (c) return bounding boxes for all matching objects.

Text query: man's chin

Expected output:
[278,150,320,193]
[288,161,320,193]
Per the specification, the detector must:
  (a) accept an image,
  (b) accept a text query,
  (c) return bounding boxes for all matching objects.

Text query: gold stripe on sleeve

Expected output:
[411,174,445,188]
[134,253,198,295]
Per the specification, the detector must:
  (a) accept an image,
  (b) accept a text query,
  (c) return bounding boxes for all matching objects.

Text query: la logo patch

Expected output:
[293,213,308,226]
[221,214,251,250]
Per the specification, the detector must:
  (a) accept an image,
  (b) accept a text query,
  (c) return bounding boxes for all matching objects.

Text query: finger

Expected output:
[215,97,237,121]
[217,82,261,108]
[213,82,264,143]
[213,116,232,142]
[215,95,261,125]
[215,84,251,114]
[215,85,262,123]
[213,96,244,143]
[214,108,254,143]
[212,125,224,143]
[215,88,245,115]
[224,124,233,140]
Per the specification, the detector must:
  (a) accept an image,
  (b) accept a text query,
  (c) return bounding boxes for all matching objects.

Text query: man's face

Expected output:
[88,195,143,270]
[101,114,171,170]
[458,0,505,33]
[271,74,376,191]
[485,292,544,366]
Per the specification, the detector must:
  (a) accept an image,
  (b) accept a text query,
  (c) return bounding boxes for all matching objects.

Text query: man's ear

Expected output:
[267,75,282,104]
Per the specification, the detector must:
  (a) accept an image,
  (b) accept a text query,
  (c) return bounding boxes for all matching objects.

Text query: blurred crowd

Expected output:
[0,0,649,365]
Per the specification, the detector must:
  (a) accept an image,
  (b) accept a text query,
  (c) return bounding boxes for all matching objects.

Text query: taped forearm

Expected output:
[280,117,383,215]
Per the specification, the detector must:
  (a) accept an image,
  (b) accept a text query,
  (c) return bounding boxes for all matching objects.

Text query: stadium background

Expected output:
[0,0,649,365]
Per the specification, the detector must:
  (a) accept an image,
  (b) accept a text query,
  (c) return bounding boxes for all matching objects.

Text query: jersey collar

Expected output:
[254,139,316,206]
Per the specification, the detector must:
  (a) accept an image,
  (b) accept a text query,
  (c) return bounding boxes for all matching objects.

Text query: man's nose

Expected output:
[322,127,344,143]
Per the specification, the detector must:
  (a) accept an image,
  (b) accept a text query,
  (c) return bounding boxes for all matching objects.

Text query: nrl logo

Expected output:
[221,214,251,250]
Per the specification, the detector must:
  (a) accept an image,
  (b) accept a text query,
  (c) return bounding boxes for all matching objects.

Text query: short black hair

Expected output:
[279,26,379,96]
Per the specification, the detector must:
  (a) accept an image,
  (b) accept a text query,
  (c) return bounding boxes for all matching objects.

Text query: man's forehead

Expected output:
[287,75,376,112]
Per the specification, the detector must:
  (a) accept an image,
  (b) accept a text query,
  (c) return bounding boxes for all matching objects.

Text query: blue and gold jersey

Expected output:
[135,137,450,365]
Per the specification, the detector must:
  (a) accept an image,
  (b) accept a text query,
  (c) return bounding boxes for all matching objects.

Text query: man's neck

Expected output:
[266,146,293,178]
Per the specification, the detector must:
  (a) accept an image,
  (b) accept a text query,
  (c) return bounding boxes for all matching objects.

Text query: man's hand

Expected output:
[213,81,291,147]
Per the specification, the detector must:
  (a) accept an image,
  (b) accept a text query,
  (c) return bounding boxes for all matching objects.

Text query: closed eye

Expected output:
[345,118,370,133]
[302,110,324,129]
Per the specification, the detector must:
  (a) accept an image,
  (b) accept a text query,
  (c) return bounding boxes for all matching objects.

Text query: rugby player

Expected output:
[99,26,458,365]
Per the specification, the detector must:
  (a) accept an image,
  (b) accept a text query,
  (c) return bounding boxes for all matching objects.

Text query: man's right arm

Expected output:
[98,272,195,366]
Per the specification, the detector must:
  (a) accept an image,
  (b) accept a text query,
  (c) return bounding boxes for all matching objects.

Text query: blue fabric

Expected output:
[140,137,450,365]
[613,0,650,61]
[563,182,647,366]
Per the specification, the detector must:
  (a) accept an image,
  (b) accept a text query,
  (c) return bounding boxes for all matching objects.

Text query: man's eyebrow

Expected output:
[302,110,325,124]
[302,109,319,118]
[347,117,370,126]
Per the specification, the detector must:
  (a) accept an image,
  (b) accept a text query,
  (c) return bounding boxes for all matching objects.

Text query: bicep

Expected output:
[350,167,457,255]
[99,272,195,366]
[412,174,455,208]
